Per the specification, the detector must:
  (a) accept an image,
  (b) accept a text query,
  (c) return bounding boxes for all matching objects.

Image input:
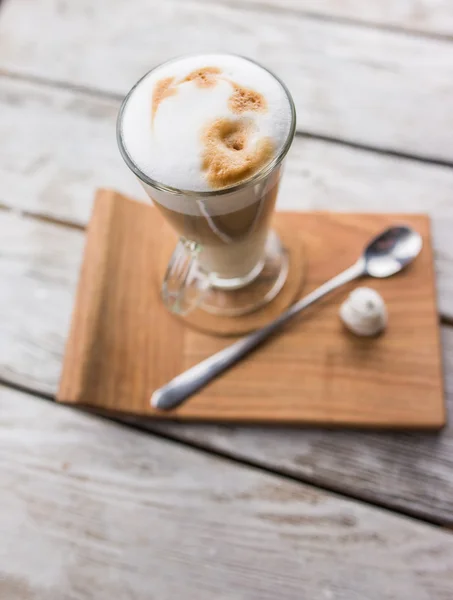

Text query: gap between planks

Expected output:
[1,0,448,43]
[1,68,453,170]
[196,0,453,42]
[0,373,451,531]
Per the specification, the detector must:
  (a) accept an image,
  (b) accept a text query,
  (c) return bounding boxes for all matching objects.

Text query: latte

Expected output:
[118,54,294,282]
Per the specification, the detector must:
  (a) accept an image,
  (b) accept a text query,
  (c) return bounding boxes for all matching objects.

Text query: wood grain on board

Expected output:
[1,0,453,160]
[57,190,444,428]
[2,384,453,600]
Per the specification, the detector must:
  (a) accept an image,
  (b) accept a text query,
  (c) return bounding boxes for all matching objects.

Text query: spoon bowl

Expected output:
[363,226,423,279]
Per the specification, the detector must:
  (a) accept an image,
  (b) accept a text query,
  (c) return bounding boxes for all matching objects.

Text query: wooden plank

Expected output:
[1,1,453,159]
[1,384,453,600]
[2,76,453,226]
[1,212,453,521]
[0,213,84,393]
[0,77,135,226]
[222,0,453,37]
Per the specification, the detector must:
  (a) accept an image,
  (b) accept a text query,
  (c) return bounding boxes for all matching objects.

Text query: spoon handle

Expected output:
[151,259,366,411]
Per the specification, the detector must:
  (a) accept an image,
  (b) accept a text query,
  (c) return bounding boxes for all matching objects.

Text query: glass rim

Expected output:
[116,53,297,198]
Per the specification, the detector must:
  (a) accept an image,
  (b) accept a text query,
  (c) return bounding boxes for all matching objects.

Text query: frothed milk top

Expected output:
[119,54,293,192]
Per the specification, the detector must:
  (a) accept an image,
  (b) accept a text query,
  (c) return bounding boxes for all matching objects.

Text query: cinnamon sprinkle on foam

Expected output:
[152,77,177,122]
[229,83,267,114]
[202,118,274,188]
[182,66,222,88]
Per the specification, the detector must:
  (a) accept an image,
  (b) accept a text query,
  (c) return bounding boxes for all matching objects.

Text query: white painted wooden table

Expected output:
[1,0,453,597]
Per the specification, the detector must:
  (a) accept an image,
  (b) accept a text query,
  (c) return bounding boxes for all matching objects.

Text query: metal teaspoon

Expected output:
[151,225,423,411]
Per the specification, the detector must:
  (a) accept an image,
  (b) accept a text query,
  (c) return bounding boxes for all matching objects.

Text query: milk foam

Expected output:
[119,54,293,194]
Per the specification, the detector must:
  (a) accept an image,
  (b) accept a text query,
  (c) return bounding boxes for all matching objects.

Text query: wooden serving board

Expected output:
[58,189,445,428]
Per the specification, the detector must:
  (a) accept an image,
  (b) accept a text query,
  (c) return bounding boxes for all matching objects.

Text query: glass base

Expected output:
[200,231,288,316]
[161,230,288,318]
